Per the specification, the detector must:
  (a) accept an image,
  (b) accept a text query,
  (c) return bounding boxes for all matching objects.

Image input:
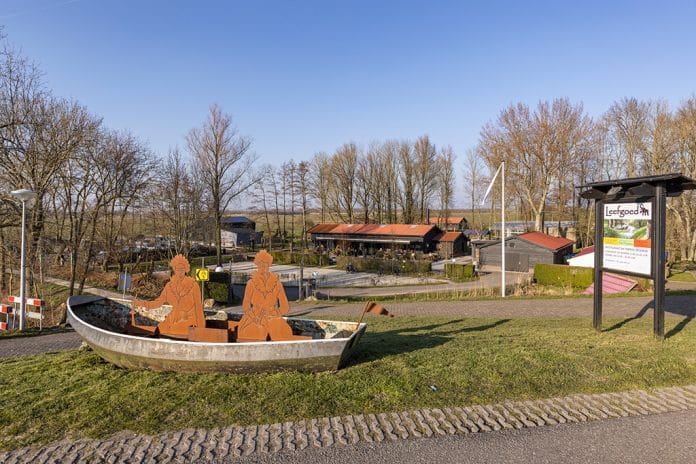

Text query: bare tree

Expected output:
[328,143,358,223]
[355,151,374,223]
[642,100,676,175]
[297,161,310,249]
[398,142,417,223]
[186,104,259,265]
[437,145,456,226]
[154,148,206,256]
[462,149,485,230]
[250,165,275,250]
[478,99,594,231]
[309,152,331,223]
[379,141,401,224]
[283,160,298,252]
[269,168,282,243]
[669,98,696,260]
[602,98,649,178]
[413,135,439,223]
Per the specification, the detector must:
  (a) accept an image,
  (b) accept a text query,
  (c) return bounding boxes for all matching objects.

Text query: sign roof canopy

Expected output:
[579,173,696,200]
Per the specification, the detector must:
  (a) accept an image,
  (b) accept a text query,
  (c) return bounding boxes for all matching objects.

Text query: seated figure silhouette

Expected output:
[130,254,205,339]
[238,250,296,341]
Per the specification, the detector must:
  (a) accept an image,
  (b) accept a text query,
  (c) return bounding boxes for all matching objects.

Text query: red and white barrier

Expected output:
[2,296,44,330]
[0,303,10,330]
[7,296,43,306]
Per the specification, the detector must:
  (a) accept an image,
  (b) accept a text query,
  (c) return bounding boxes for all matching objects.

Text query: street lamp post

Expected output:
[10,189,36,331]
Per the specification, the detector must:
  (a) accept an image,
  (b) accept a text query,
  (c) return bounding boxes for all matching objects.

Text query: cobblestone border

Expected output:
[3,385,696,463]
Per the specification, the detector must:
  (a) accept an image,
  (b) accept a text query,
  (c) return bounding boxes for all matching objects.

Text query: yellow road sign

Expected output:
[195,268,209,282]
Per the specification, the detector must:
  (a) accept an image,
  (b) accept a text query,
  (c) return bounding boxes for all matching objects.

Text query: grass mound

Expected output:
[1,315,696,450]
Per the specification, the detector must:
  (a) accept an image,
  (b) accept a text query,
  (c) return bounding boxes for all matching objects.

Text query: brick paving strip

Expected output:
[3,385,696,463]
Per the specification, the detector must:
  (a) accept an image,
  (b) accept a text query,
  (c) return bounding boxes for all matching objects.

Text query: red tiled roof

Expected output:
[518,231,574,251]
[434,231,463,242]
[575,246,595,257]
[428,216,465,225]
[307,223,340,234]
[310,223,436,238]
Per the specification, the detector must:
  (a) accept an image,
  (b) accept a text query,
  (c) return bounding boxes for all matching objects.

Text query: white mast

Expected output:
[501,162,505,297]
[482,162,506,297]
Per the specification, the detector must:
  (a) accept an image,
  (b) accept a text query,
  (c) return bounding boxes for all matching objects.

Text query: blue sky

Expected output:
[3,1,696,201]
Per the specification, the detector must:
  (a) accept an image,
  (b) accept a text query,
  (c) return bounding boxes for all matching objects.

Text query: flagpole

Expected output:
[481,162,506,297]
[501,162,505,298]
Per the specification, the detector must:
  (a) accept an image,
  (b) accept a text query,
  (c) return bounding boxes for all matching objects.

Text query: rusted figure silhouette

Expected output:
[130,255,205,339]
[238,250,300,342]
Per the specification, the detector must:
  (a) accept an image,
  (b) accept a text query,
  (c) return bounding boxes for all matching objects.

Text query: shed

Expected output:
[221,216,262,247]
[478,231,574,271]
[433,231,467,258]
[567,246,595,268]
[221,216,256,230]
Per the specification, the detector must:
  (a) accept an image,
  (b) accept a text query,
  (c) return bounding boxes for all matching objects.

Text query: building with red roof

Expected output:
[307,223,467,257]
[476,231,575,271]
[433,231,466,258]
[427,216,468,232]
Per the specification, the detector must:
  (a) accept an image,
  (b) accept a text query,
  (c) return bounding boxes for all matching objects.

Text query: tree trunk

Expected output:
[216,210,223,266]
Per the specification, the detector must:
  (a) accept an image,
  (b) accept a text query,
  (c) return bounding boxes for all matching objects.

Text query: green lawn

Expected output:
[1,315,696,450]
[669,270,696,282]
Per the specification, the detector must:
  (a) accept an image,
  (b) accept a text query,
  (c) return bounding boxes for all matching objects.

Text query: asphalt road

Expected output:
[237,409,696,464]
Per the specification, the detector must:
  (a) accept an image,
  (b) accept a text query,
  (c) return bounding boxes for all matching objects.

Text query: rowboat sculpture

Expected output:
[66,252,369,373]
[66,294,367,373]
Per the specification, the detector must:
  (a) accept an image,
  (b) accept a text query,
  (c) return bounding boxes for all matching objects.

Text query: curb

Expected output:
[3,385,696,463]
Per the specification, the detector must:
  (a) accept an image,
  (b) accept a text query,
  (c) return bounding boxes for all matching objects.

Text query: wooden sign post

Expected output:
[580,174,695,339]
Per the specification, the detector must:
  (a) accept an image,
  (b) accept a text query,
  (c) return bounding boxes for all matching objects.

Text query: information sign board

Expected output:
[602,202,652,277]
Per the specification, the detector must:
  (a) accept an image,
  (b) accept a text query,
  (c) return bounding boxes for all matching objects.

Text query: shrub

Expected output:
[534,264,593,289]
[189,269,235,304]
[534,264,653,291]
[445,263,476,282]
[269,251,322,266]
[204,282,233,303]
[335,256,431,274]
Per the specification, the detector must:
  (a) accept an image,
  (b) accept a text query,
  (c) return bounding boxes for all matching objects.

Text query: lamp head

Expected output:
[10,189,36,202]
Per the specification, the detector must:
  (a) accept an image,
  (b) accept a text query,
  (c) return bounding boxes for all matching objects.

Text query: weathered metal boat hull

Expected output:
[67,295,367,373]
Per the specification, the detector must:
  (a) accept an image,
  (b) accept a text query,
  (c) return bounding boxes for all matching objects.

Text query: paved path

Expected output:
[241,409,696,464]
[3,385,696,463]
[0,331,82,358]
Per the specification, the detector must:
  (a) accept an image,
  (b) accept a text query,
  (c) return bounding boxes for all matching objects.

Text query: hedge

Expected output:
[534,264,594,289]
[445,263,476,282]
[189,269,235,304]
[336,256,431,274]
[269,251,323,266]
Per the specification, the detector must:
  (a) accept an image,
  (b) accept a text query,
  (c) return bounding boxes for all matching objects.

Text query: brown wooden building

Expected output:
[477,231,574,271]
[308,223,467,257]
[434,231,467,259]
